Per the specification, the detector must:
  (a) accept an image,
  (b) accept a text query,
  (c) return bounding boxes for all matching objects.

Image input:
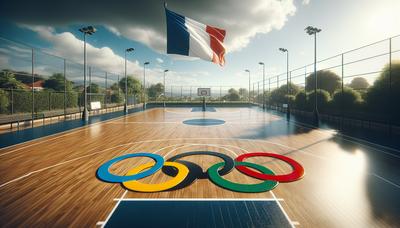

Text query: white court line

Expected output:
[114,198,284,201]
[271,191,296,228]
[99,190,128,228]
[108,121,282,125]
[371,173,400,189]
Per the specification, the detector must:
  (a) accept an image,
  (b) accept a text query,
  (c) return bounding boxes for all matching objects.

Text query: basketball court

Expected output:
[0,105,399,227]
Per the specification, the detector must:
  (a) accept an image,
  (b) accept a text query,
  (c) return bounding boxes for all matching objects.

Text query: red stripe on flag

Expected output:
[206,25,226,66]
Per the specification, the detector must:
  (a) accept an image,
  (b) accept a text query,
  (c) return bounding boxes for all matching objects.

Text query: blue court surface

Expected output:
[191,107,217,112]
[183,118,226,126]
[105,200,292,228]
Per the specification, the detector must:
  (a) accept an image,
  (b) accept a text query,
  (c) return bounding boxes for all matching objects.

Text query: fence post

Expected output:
[190,86,192,100]
[31,48,34,127]
[341,53,344,129]
[64,59,66,120]
[389,37,392,135]
[257,82,260,104]
[304,67,307,91]
[117,74,120,106]
[49,91,51,111]
[105,71,107,110]
[181,86,183,100]
[252,83,255,102]
[11,88,14,115]
[277,75,279,89]
[89,66,91,105]
[170,86,172,100]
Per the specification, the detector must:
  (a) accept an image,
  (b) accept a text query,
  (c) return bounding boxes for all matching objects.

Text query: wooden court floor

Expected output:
[0,107,399,227]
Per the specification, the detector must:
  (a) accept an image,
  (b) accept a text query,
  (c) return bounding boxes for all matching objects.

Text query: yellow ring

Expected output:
[122,162,189,192]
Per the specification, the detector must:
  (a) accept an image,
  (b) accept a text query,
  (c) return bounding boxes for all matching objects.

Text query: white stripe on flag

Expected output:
[185,17,213,61]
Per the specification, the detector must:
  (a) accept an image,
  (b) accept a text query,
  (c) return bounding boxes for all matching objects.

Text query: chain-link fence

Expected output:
[250,35,400,128]
[0,36,139,127]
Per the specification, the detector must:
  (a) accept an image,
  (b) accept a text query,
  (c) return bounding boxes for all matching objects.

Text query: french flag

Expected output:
[165,7,226,66]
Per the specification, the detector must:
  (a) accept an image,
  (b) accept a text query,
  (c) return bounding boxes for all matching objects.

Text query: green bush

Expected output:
[111,93,124,104]
[307,89,331,112]
[0,89,9,114]
[294,91,308,111]
[365,61,400,118]
[11,90,78,114]
[270,83,300,105]
[331,87,362,111]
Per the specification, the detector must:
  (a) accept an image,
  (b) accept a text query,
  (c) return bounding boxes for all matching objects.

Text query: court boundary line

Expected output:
[113,198,285,201]
[99,143,296,227]
[271,191,296,228]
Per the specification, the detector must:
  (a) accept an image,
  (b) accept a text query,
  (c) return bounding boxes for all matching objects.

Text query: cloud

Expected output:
[302,0,311,5]
[156,57,164,63]
[0,0,296,53]
[11,25,201,86]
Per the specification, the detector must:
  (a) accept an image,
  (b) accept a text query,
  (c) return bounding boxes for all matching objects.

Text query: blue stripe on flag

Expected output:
[166,8,189,56]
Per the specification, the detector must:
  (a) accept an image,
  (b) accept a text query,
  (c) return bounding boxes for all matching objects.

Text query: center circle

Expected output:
[183,118,225,126]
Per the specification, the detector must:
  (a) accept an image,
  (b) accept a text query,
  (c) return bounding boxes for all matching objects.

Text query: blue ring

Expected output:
[96,153,164,183]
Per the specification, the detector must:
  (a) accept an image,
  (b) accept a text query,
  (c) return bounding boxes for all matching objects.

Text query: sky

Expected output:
[0,0,399,90]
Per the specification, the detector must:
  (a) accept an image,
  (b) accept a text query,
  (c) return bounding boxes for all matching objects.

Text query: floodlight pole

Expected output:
[124,48,134,114]
[83,32,88,121]
[79,26,96,121]
[143,62,150,109]
[279,48,290,119]
[314,32,318,123]
[82,32,89,121]
[163,69,168,107]
[259,62,265,109]
[124,50,127,114]
[245,69,251,104]
[305,26,321,124]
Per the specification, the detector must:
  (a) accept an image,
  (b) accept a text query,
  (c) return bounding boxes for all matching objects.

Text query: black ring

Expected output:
[162,151,235,179]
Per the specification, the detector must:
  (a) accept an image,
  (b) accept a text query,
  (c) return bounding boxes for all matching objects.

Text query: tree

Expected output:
[87,83,100,93]
[0,89,9,113]
[348,77,370,90]
[223,88,240,101]
[270,83,300,105]
[306,70,341,95]
[331,87,362,112]
[365,61,400,117]
[43,73,73,91]
[147,83,164,98]
[119,76,142,95]
[0,70,25,89]
[238,88,248,100]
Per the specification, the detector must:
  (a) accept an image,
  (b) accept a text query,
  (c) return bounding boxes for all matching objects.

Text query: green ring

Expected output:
[207,161,279,193]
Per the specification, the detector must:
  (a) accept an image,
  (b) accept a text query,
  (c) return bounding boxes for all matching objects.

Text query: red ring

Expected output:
[235,152,305,182]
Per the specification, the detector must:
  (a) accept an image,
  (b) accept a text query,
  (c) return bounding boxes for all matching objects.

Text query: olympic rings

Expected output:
[96,151,304,193]
[96,153,164,183]
[123,162,189,192]
[208,162,278,193]
[235,152,305,182]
